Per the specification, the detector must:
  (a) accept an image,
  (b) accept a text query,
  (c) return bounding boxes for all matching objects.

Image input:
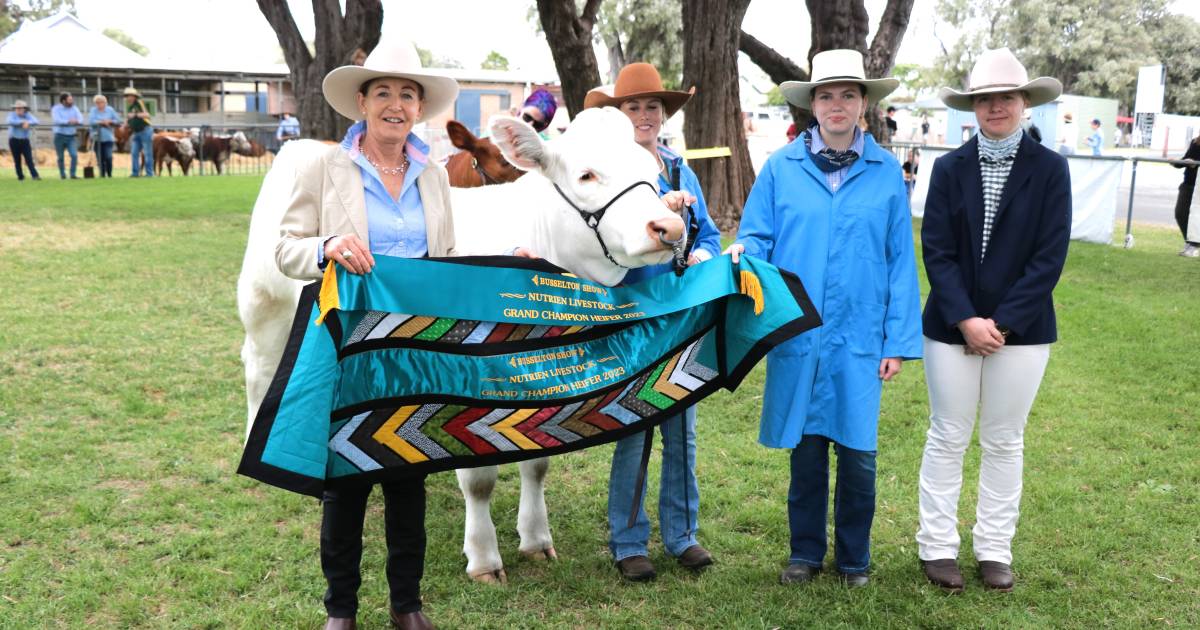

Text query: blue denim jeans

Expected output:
[788,434,876,574]
[53,133,77,178]
[607,407,700,561]
[130,127,154,176]
[8,137,38,180]
[96,141,114,177]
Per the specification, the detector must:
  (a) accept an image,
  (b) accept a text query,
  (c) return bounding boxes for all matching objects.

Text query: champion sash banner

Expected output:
[239,255,820,496]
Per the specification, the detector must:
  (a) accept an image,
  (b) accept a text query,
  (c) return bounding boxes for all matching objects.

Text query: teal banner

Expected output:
[239,255,819,496]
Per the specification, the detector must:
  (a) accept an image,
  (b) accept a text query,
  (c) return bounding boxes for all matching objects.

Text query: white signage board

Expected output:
[1135,64,1165,114]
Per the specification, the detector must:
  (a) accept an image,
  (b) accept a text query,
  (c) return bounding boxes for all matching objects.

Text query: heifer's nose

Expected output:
[647,215,685,248]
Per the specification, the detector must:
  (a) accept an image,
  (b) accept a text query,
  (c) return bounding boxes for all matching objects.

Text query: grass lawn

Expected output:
[1,175,1197,629]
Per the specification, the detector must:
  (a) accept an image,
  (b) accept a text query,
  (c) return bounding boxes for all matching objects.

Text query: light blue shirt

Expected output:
[6,111,38,140]
[276,115,300,141]
[51,103,83,136]
[807,125,866,191]
[1087,129,1103,156]
[319,121,428,265]
[88,106,121,143]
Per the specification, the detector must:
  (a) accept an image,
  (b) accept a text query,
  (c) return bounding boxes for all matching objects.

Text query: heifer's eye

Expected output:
[579,171,596,183]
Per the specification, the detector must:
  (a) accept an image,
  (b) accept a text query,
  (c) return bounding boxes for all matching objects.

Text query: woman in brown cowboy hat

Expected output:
[917,47,1070,594]
[584,63,722,583]
[276,37,459,630]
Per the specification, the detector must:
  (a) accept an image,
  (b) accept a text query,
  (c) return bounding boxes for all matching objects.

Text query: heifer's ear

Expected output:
[446,120,476,152]
[489,115,551,173]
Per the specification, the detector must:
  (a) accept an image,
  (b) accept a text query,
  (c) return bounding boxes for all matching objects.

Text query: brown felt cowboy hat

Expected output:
[583,63,694,118]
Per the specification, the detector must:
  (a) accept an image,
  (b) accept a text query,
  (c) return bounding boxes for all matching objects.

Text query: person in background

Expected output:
[124,87,154,177]
[1086,118,1103,156]
[583,62,721,583]
[276,38,460,630]
[51,92,83,179]
[88,94,120,178]
[1113,125,1123,148]
[902,148,919,199]
[921,115,931,143]
[918,47,1071,594]
[1056,112,1077,155]
[1171,135,1200,258]
[7,100,41,181]
[518,88,558,139]
[885,105,898,141]
[726,49,923,589]
[276,111,301,144]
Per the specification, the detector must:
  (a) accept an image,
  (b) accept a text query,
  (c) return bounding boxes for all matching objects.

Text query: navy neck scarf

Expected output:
[803,125,861,173]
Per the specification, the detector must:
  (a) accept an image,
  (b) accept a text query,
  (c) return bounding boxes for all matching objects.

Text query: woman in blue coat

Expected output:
[727,50,923,587]
[584,62,723,583]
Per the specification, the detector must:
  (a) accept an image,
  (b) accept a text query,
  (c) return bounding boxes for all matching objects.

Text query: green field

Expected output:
[1,175,1197,628]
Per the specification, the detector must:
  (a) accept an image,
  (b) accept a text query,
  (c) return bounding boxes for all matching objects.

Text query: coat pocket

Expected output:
[847,300,886,358]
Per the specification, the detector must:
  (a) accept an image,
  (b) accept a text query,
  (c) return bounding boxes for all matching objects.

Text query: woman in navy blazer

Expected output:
[916,48,1071,593]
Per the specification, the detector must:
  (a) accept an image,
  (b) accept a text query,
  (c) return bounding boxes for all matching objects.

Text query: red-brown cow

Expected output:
[444,120,524,188]
[153,134,195,176]
[198,131,251,174]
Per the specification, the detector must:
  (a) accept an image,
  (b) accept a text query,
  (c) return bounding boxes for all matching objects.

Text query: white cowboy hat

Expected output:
[322,39,459,123]
[939,48,1062,111]
[123,87,140,97]
[13,99,28,109]
[779,49,899,110]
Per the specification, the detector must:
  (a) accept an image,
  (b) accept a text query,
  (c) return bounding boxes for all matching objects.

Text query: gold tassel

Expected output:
[315,262,339,325]
[739,270,765,316]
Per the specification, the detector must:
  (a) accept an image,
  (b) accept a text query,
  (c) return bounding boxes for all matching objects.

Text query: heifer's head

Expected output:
[446,120,523,187]
[229,131,251,154]
[488,108,685,286]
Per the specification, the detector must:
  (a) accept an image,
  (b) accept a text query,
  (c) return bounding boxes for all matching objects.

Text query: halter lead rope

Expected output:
[552,180,659,269]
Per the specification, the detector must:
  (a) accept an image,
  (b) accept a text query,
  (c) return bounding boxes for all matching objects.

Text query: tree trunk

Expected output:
[258,0,382,141]
[536,0,603,118]
[740,0,914,142]
[682,0,754,232]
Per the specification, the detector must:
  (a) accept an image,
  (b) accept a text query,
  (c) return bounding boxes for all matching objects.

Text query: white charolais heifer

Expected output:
[237,107,682,583]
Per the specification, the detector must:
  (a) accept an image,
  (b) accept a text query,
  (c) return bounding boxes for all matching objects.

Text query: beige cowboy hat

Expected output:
[13,99,28,109]
[939,48,1062,111]
[780,49,899,110]
[322,38,459,122]
[583,62,695,118]
[123,87,140,97]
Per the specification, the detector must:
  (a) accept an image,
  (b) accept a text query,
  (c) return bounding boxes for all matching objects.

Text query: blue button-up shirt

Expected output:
[88,106,122,143]
[276,115,300,141]
[6,111,38,140]
[808,126,865,192]
[51,103,83,136]
[339,121,429,258]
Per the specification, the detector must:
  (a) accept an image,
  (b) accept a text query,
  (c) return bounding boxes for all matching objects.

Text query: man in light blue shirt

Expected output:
[51,92,83,179]
[1087,118,1103,156]
[6,100,40,180]
[276,112,300,145]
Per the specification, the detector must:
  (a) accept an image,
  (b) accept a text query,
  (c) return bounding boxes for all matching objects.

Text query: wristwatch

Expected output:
[997,325,1012,338]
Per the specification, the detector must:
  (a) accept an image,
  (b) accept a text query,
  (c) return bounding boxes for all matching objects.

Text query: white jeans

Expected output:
[916,337,1050,564]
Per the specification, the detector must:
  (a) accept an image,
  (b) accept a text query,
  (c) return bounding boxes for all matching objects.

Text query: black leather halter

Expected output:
[552,180,678,269]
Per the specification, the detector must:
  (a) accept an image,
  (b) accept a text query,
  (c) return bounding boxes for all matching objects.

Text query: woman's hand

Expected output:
[879,357,902,381]
[513,247,540,259]
[957,317,1005,356]
[324,234,375,274]
[660,191,696,214]
[723,243,745,263]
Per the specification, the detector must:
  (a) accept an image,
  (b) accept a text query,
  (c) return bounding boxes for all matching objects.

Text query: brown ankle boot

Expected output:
[921,559,964,593]
[978,560,1014,592]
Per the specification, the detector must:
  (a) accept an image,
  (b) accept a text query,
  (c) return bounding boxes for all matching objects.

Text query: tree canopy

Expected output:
[926,0,1200,114]
[597,0,683,88]
[481,50,510,71]
[103,27,148,56]
[1,0,75,39]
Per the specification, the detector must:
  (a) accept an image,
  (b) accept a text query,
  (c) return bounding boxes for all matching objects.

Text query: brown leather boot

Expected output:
[615,555,657,582]
[978,561,1014,591]
[921,558,965,593]
[323,617,356,630]
[389,609,434,630]
[677,545,714,572]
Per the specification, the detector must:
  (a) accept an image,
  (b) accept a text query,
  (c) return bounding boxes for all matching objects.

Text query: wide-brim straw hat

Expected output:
[939,47,1062,111]
[13,99,28,109]
[780,49,899,110]
[123,87,140,97]
[583,63,694,118]
[322,38,459,123]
